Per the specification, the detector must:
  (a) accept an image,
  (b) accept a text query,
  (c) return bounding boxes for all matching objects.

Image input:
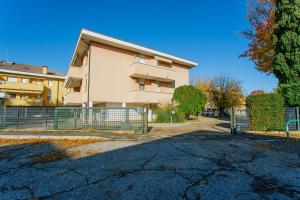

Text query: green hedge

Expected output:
[280,82,300,107]
[155,104,185,123]
[246,94,285,131]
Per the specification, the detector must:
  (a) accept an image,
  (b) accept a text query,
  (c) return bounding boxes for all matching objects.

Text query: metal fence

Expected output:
[231,107,300,133]
[0,106,148,133]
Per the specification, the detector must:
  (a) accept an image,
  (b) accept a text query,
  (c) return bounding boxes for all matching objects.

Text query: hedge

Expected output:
[246,94,285,131]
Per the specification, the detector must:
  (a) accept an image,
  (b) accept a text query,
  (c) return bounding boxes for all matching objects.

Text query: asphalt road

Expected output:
[1,124,300,199]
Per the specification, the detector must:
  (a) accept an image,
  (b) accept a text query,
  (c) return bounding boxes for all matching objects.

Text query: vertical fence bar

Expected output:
[296,107,300,131]
[16,107,20,129]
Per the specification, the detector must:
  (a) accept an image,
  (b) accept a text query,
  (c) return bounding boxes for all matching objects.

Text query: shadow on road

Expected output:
[1,129,300,199]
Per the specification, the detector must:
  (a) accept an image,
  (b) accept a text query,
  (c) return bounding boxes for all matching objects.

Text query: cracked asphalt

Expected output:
[1,118,300,200]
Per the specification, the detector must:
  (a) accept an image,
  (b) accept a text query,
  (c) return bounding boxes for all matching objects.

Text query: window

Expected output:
[48,80,53,87]
[20,94,28,100]
[139,79,145,91]
[35,94,41,100]
[47,92,52,101]
[139,55,146,64]
[7,77,17,83]
[9,93,16,99]
[156,81,160,92]
[36,80,43,85]
[21,78,28,84]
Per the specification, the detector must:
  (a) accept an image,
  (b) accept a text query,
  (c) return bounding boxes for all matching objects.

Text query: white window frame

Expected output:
[48,80,53,87]
[36,80,43,85]
[139,55,146,64]
[7,77,17,83]
[21,78,28,84]
[20,94,28,100]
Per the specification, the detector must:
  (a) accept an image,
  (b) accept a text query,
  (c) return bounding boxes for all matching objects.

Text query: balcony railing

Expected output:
[129,62,175,82]
[64,92,82,105]
[127,90,173,104]
[64,66,83,88]
[0,82,44,93]
[5,99,43,106]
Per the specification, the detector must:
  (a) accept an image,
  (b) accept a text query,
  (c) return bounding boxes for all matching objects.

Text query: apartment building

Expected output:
[64,29,197,120]
[0,61,67,106]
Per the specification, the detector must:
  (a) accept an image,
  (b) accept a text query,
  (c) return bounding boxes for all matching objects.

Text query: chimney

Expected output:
[42,66,48,74]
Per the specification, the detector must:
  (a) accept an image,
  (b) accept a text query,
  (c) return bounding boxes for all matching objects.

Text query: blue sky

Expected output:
[0,0,277,94]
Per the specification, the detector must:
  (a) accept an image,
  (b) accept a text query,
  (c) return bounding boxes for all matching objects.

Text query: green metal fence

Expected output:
[0,106,148,133]
[53,107,148,133]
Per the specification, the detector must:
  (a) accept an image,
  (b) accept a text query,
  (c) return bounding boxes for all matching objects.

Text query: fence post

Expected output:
[45,107,48,129]
[296,107,300,131]
[230,107,236,134]
[54,108,58,130]
[74,109,77,129]
[16,107,20,129]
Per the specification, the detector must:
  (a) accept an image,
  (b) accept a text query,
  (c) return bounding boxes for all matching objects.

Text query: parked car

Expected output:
[202,109,214,117]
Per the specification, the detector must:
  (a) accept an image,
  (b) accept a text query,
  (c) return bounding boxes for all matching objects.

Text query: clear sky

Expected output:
[0,0,278,94]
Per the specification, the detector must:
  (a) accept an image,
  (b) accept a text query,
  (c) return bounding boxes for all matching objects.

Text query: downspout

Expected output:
[87,43,91,107]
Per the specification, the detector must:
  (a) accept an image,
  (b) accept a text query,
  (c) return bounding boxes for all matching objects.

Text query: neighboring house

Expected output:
[64,29,197,120]
[0,61,67,106]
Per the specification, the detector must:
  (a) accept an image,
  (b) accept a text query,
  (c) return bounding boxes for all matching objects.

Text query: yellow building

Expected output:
[0,61,68,107]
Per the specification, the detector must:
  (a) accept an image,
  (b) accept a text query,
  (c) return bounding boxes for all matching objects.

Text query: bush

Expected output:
[246,94,284,131]
[172,85,206,117]
[155,104,185,123]
[280,82,300,107]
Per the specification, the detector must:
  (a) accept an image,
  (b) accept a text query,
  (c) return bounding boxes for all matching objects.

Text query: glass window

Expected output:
[139,79,145,91]
[139,55,146,64]
[36,80,43,85]
[9,93,16,99]
[47,92,52,101]
[156,81,160,92]
[35,94,41,100]
[48,80,53,87]
[7,77,17,83]
[21,78,28,83]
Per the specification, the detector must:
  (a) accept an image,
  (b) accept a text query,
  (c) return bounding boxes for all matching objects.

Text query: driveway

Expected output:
[1,118,300,200]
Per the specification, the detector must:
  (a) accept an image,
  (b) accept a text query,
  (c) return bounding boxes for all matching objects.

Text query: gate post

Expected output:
[16,107,20,129]
[230,107,237,134]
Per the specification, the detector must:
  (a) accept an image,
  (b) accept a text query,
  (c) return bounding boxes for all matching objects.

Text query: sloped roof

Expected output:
[0,61,65,78]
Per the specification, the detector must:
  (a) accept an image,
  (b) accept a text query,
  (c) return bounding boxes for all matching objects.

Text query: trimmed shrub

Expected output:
[155,104,184,123]
[246,94,284,131]
[172,85,206,117]
[280,82,300,107]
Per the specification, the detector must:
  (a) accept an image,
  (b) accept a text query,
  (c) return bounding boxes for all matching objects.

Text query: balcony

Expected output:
[129,62,175,82]
[64,66,83,88]
[0,82,44,93]
[127,90,173,104]
[64,92,82,105]
[5,99,43,106]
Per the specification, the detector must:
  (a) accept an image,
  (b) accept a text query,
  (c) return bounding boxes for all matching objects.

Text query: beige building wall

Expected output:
[64,30,197,120]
